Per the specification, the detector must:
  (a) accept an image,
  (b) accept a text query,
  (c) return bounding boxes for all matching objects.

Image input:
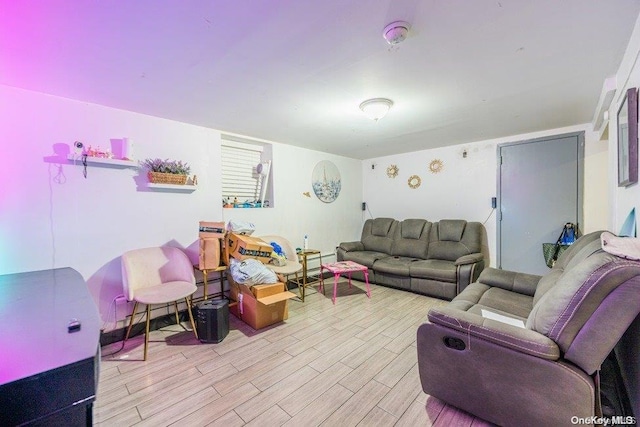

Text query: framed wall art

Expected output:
[618,87,638,187]
[312,160,341,203]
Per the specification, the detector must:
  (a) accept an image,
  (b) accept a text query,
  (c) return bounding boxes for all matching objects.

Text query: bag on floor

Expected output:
[542,223,578,268]
[227,220,255,235]
[229,258,278,286]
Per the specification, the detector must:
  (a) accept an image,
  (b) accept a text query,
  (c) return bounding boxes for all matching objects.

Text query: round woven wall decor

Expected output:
[429,159,443,174]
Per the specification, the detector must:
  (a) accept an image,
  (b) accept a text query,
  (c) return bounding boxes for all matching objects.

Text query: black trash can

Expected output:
[195,299,229,343]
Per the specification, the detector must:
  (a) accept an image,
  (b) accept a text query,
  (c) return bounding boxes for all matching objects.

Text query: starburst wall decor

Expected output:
[429,159,443,174]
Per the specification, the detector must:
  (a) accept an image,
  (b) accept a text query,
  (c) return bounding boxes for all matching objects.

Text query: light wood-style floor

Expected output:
[96,280,495,426]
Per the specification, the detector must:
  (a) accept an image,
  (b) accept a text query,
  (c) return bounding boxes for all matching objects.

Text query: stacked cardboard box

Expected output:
[225,233,273,263]
[225,232,295,329]
[228,277,296,329]
[198,221,225,269]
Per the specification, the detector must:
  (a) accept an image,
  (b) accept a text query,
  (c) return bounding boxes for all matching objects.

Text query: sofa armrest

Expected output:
[476,267,541,297]
[427,306,559,360]
[338,241,364,252]
[454,253,484,266]
[455,253,485,294]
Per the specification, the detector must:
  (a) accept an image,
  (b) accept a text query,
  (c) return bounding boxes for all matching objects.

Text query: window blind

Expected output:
[221,141,263,203]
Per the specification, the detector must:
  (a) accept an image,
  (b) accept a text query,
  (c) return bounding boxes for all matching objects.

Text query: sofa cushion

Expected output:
[401,219,429,240]
[555,230,606,269]
[472,287,533,319]
[447,282,491,311]
[526,233,640,350]
[409,259,456,283]
[392,219,430,259]
[361,218,398,254]
[448,282,534,323]
[527,247,618,335]
[373,256,414,275]
[533,232,605,306]
[438,219,466,241]
[340,250,388,268]
[371,217,396,236]
[526,244,640,374]
[428,221,484,262]
[476,267,541,297]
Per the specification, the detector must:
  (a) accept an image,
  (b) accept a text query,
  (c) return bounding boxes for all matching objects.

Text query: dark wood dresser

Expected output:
[0,268,101,426]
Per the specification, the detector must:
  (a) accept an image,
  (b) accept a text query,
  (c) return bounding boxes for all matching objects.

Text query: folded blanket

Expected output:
[601,231,640,261]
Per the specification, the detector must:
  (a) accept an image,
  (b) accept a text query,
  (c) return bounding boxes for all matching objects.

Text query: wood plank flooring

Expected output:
[96,280,495,426]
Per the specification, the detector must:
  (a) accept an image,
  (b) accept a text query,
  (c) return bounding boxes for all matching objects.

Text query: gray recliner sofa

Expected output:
[337,217,488,300]
[417,230,640,426]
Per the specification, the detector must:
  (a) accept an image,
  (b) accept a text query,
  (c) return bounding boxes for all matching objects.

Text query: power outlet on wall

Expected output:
[362,202,367,211]
[491,197,497,209]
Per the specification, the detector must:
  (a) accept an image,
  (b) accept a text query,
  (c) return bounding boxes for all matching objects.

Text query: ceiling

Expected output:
[2,1,639,159]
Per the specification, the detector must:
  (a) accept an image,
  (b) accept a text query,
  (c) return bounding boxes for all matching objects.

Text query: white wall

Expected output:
[0,85,362,330]
[609,12,640,232]
[222,142,363,251]
[362,124,608,267]
[584,131,610,231]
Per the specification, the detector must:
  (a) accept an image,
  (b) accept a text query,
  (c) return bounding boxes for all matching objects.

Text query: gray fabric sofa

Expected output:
[337,218,488,300]
[417,230,640,426]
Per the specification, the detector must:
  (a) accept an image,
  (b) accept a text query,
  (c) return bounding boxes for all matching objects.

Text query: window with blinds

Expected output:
[221,135,272,206]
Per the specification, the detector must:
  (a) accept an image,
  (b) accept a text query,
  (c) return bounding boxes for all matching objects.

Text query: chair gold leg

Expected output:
[144,305,151,361]
[174,301,180,326]
[124,301,139,343]
[203,269,208,300]
[186,297,198,340]
[294,271,303,302]
[219,269,225,299]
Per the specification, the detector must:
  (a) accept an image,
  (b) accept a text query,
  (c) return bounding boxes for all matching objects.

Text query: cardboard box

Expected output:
[250,283,287,299]
[228,277,296,329]
[199,237,221,269]
[226,233,273,263]
[199,221,226,238]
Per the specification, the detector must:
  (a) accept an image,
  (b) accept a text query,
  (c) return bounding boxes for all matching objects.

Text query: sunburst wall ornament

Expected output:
[408,175,421,189]
[386,164,399,178]
[429,159,444,174]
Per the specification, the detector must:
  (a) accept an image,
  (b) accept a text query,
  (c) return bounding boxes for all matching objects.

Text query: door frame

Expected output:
[496,131,585,269]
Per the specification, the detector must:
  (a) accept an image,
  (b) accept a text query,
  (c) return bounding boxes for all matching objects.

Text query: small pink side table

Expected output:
[320,261,371,304]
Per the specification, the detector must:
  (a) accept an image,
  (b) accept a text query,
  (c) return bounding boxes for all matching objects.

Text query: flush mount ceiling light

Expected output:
[359,98,394,121]
[383,21,411,45]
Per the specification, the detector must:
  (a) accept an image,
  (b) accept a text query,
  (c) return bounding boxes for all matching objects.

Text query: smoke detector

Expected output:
[383,21,411,45]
